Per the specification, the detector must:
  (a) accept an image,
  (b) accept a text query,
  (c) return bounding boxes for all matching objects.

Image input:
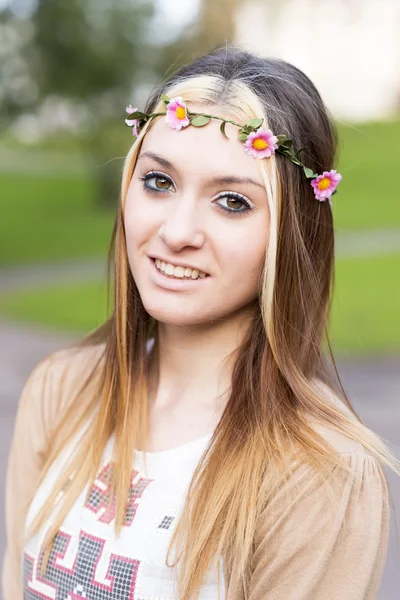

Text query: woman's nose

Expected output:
[158,197,205,250]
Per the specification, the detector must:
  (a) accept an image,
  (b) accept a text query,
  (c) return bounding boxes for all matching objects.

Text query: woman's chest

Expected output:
[23,452,225,599]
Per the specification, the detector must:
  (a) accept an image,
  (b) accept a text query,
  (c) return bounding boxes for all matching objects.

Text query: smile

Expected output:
[148,257,211,291]
[154,258,209,280]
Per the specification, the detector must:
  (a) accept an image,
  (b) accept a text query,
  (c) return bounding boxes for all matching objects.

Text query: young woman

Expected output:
[3,45,399,600]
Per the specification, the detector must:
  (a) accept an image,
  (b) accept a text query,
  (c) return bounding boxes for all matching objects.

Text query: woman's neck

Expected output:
[147,305,255,413]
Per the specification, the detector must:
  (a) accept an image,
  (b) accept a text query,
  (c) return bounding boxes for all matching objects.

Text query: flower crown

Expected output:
[125,94,342,204]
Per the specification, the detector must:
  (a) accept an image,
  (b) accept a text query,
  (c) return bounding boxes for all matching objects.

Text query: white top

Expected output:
[23,426,225,600]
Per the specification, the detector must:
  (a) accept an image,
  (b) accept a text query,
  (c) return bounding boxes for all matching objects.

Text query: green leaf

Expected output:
[161,94,170,105]
[276,134,287,145]
[190,115,211,127]
[238,132,249,142]
[295,146,307,157]
[281,139,293,148]
[127,111,146,120]
[220,121,228,137]
[246,118,263,129]
[303,166,317,178]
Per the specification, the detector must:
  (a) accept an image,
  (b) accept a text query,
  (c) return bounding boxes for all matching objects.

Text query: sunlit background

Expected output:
[0,0,399,597]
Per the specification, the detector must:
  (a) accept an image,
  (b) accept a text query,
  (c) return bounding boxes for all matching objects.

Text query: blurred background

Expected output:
[0,0,399,597]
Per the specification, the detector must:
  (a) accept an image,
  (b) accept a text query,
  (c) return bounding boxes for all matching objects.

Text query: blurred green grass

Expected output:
[330,254,400,354]
[334,119,400,230]
[0,172,114,266]
[0,254,399,354]
[0,279,110,333]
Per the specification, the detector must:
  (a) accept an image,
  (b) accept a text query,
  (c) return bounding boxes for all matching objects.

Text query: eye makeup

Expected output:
[138,170,255,217]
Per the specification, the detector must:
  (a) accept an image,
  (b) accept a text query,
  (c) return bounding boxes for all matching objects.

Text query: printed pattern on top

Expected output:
[23,463,178,599]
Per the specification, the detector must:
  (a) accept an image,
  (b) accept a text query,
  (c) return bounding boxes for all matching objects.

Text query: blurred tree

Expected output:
[157,0,239,78]
[0,0,157,206]
[1,0,243,206]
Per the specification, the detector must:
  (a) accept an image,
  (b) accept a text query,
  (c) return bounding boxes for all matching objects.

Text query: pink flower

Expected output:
[311,170,342,202]
[125,105,139,136]
[244,129,279,159]
[165,96,190,130]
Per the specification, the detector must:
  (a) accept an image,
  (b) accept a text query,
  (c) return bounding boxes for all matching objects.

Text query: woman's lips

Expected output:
[148,256,211,290]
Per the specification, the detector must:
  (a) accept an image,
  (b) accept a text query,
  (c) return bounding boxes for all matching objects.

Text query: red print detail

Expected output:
[24,530,141,599]
[84,462,153,526]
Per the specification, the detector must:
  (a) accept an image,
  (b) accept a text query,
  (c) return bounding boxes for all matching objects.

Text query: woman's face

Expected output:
[124,104,270,326]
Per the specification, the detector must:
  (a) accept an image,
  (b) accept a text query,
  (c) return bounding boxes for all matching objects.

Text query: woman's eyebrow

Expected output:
[138,151,265,190]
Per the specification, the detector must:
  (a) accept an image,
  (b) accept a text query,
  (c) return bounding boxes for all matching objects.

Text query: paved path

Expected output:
[0,258,108,293]
[335,228,400,258]
[0,147,87,177]
[0,319,399,598]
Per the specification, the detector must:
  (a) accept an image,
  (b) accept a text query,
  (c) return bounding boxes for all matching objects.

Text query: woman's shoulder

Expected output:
[307,378,368,455]
[38,341,106,381]
[19,342,106,440]
[30,341,106,396]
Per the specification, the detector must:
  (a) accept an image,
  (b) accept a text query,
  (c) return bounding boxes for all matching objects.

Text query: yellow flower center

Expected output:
[318,177,331,190]
[175,106,187,120]
[253,138,268,150]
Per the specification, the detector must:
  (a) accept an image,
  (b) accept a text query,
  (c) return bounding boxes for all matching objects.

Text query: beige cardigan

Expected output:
[2,344,390,599]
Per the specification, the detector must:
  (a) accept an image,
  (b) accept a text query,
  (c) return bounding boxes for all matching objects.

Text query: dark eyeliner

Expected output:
[138,171,254,217]
[214,191,253,217]
[138,171,174,194]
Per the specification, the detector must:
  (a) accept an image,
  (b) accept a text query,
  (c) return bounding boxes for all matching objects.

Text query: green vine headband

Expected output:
[125,94,342,204]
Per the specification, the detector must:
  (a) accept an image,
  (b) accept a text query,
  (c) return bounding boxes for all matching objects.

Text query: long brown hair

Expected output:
[25,45,400,600]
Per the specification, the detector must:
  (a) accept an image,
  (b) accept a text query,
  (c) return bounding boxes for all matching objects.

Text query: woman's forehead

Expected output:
[139,112,265,185]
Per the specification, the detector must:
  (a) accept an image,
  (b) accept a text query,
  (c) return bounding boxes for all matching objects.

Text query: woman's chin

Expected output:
[143,306,209,327]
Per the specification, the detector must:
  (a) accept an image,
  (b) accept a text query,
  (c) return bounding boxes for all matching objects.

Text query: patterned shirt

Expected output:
[23,426,224,600]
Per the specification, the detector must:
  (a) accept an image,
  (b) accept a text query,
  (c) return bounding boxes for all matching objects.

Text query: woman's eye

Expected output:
[139,173,253,217]
[140,172,175,193]
[215,193,253,216]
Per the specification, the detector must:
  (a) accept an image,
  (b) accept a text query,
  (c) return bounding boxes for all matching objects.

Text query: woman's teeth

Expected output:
[155,258,208,280]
